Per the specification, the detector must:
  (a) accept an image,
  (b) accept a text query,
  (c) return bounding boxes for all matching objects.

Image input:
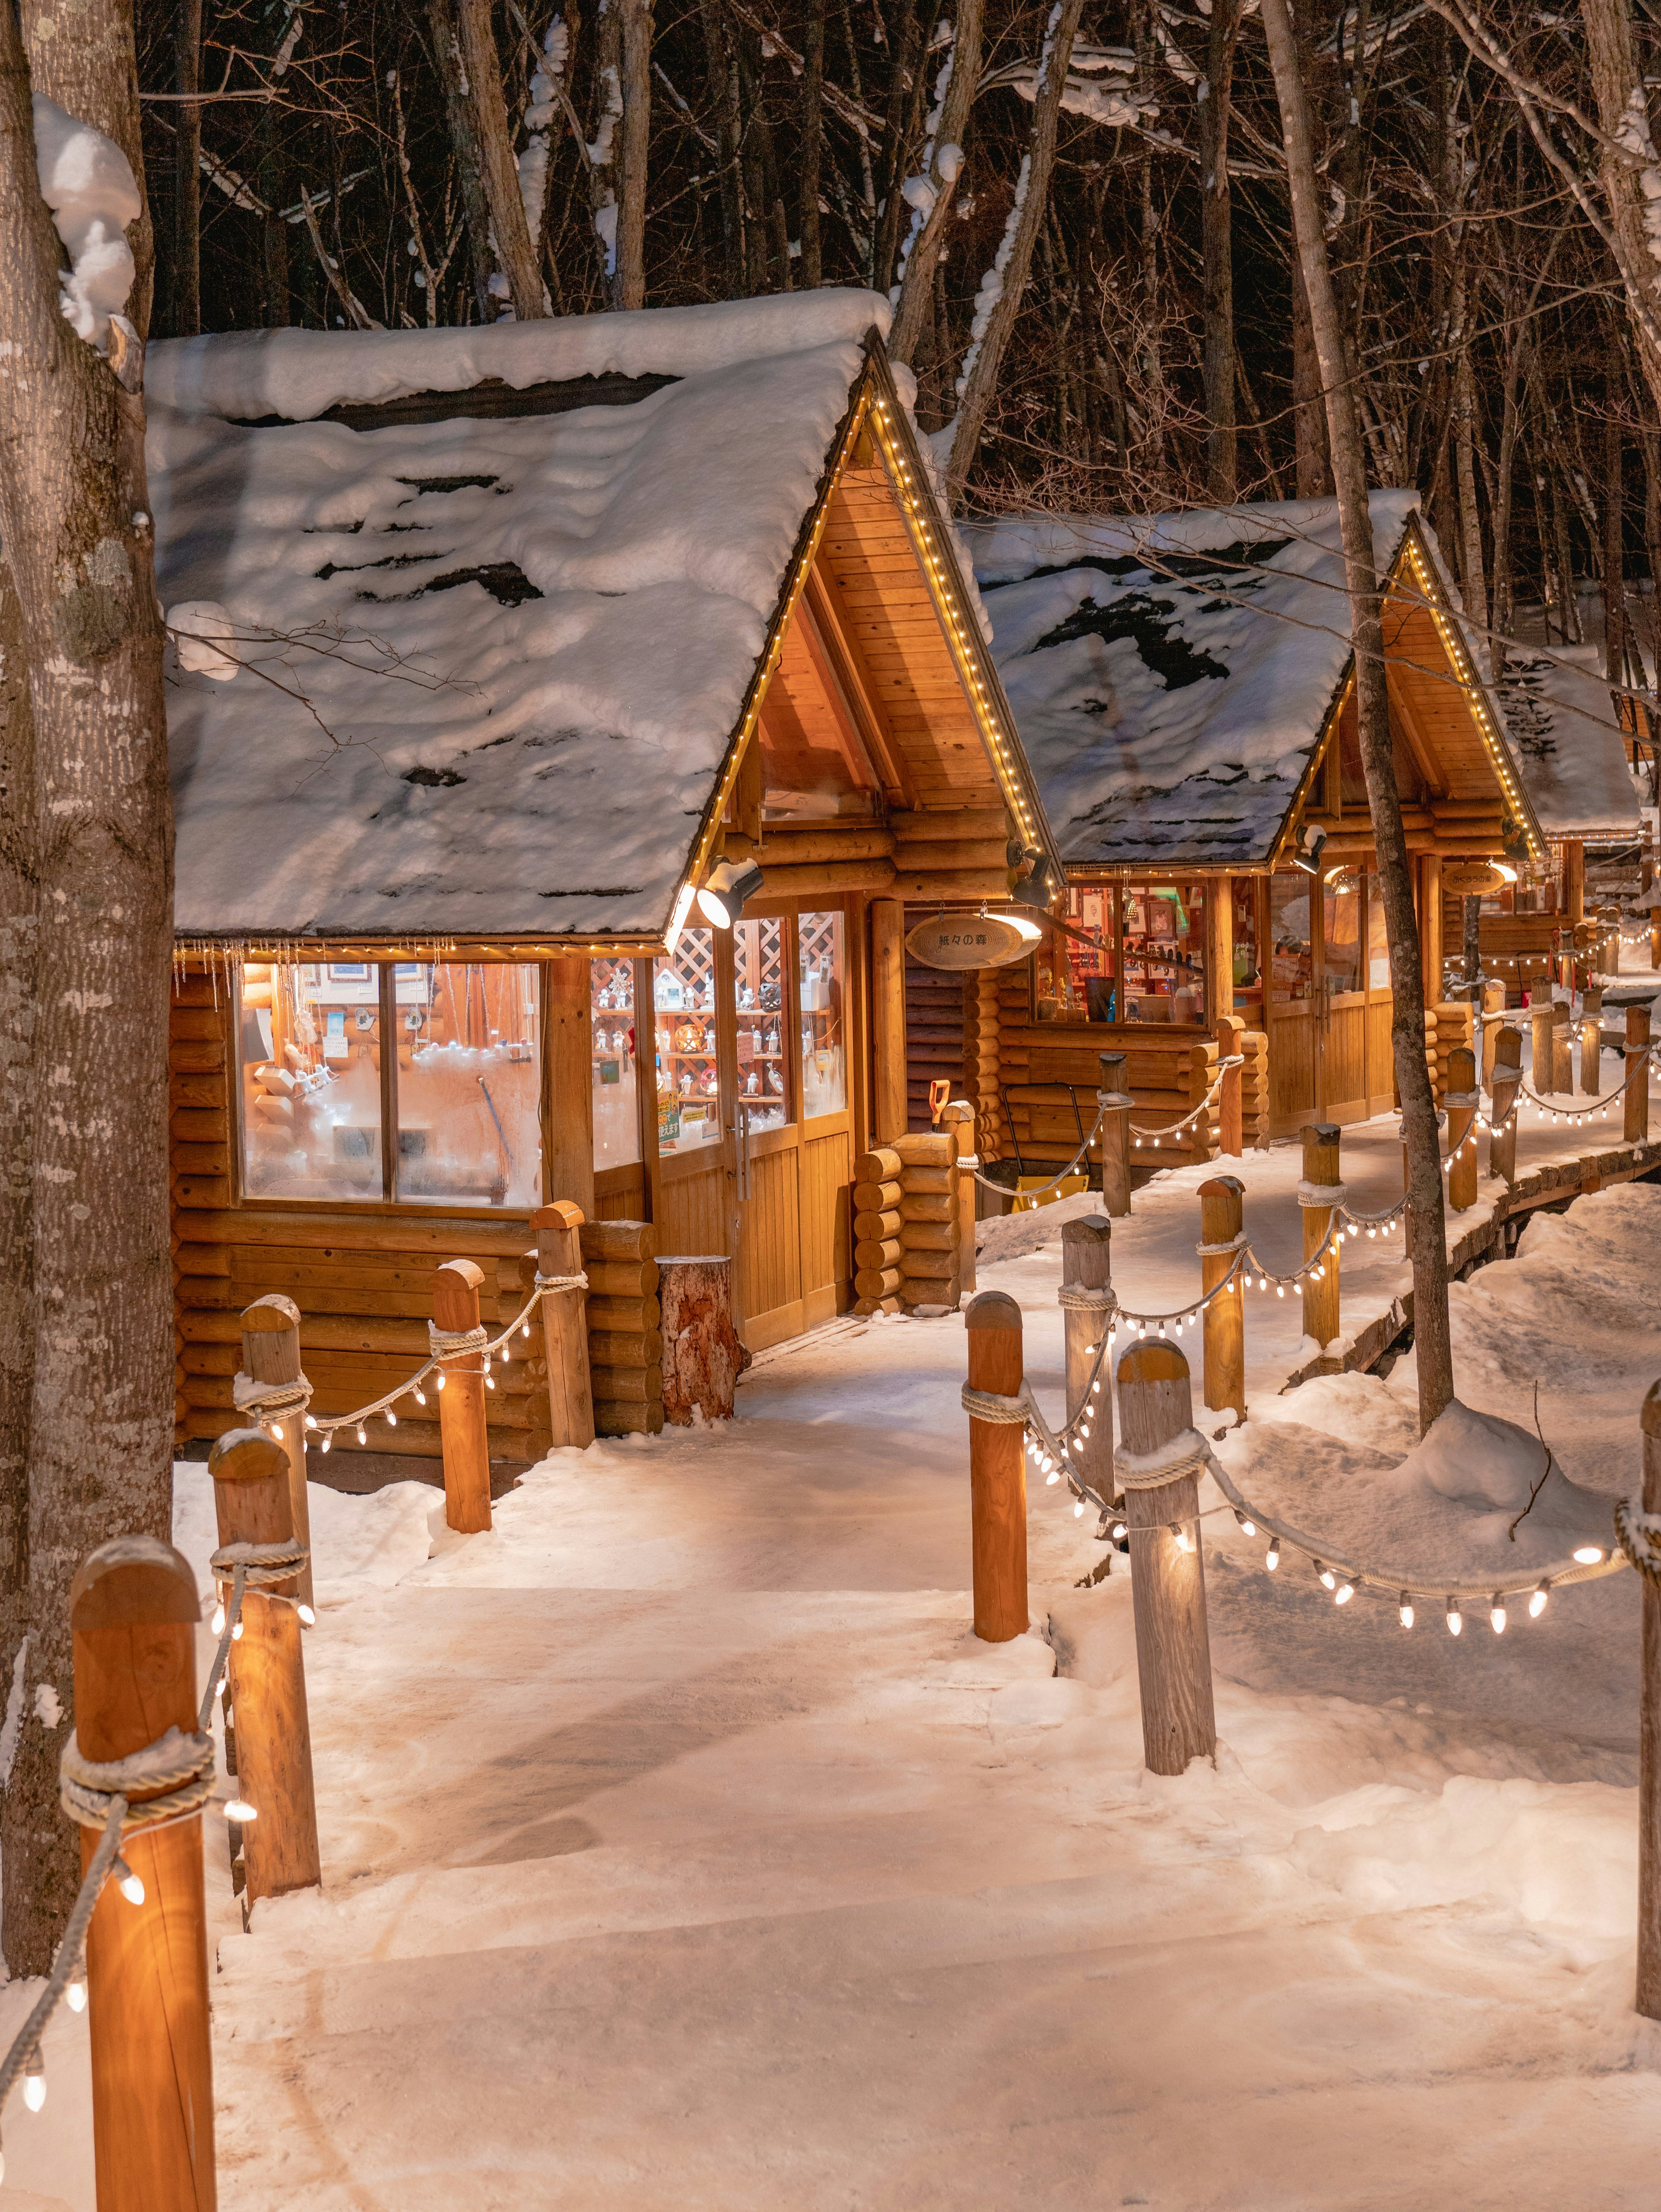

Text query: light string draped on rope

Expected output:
[966,1056,1244,1202]
[965,1109,1106,1200]
[0,1530,309,2134]
[1128,1054,1242,1146]
[1517,1040,1661,1126]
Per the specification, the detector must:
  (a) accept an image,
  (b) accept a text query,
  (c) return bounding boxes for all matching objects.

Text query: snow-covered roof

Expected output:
[967,492,1432,870]
[151,291,891,944]
[1496,645,1642,839]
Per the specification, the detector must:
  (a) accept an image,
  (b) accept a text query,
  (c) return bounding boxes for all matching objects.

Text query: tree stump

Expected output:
[660,1255,744,1424]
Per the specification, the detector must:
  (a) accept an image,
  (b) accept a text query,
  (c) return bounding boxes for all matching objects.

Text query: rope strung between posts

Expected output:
[963,1110,1106,1199]
[1518,1040,1661,1124]
[0,1530,309,2135]
[960,1377,1114,1523]
[1128,1054,1243,1144]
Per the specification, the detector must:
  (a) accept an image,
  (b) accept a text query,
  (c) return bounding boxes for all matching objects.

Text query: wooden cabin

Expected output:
[152,291,1055,1469]
[1484,647,1644,999]
[918,496,1547,1167]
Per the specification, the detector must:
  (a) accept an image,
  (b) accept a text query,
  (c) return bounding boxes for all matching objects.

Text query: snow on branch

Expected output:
[32,95,139,355]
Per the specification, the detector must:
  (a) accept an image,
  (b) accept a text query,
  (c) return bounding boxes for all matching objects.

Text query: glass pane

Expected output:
[1122,884,1204,1022]
[590,958,641,1170]
[1366,873,1391,991]
[653,928,722,1157]
[798,910,847,1116]
[1062,885,1115,1021]
[1322,869,1363,998]
[1270,877,1313,1003]
[1231,878,1261,1012]
[240,961,384,1199]
[736,916,790,1131]
[396,963,542,1208]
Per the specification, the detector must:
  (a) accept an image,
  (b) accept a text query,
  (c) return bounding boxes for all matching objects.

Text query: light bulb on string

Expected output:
[385,1410,397,1428]
[436,1372,446,1390]
[66,1965,87,2014]
[1234,1510,1256,1537]
[1265,1537,1280,1570]
[269,1421,284,1441]
[115,1859,144,1906]
[1573,1546,1604,1565]
[1489,1597,1507,1635]
[320,1434,332,1453]
[22,2056,44,2113]
[414,1388,426,1406]
[1074,1501,1085,1518]
[1398,1594,1414,1629]
[357,1426,367,1446]
[210,1599,225,1636]
[1446,1597,1462,1637]
[1316,1562,1336,1590]
[1172,1523,1193,1553]
[1530,1581,1550,1618]
[223,1797,259,1823]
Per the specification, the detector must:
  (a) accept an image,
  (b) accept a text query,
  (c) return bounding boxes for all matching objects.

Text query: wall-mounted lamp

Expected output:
[1292,824,1328,876]
[696,857,766,929]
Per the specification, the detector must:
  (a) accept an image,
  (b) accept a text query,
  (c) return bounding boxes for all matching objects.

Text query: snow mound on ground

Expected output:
[32,93,138,349]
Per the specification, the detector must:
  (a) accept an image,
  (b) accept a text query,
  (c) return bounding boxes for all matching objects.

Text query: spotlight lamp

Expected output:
[696,857,765,929]
[1292,823,1328,876]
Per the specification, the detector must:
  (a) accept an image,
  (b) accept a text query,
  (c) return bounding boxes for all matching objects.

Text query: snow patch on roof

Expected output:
[1498,643,1642,839]
[154,295,885,941]
[967,493,1420,869]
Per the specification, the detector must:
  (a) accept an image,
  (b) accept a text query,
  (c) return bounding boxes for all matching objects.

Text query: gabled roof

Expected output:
[966,492,1537,869]
[1496,645,1643,839]
[151,291,1042,951]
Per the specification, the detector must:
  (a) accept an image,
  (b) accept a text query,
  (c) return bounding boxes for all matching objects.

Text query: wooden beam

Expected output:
[545,957,596,1216]
[802,565,919,808]
[871,897,907,1141]
[1385,666,1447,798]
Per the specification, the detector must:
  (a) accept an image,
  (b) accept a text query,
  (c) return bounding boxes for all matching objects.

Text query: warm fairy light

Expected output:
[1398,1594,1414,1628]
[1265,1537,1281,1570]
[1489,1598,1507,1635]
[223,1797,260,1823]
[1530,1582,1550,1618]
[116,1861,145,1907]
[1573,1546,1604,1565]
[1446,1597,1463,1637]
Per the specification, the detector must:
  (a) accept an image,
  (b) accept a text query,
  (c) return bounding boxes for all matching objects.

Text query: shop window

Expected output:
[395,964,542,1208]
[1123,884,1206,1023]
[1270,877,1313,1003]
[1054,886,1114,1020]
[799,910,847,1117]
[1366,873,1390,990]
[1322,871,1363,999]
[238,959,542,1207]
[591,958,641,1170]
[733,916,790,1131]
[1231,878,1261,1013]
[653,929,722,1156]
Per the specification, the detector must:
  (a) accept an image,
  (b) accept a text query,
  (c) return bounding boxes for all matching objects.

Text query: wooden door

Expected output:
[1319,867,1369,1123]
[1268,871,1317,1133]
[650,924,735,1264]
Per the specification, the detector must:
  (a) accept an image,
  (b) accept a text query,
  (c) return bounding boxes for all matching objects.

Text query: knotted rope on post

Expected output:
[1058,1283,1117,1314]
[231,1371,311,1426]
[1616,1497,1661,1586]
[532,1270,590,1294]
[1296,1179,1347,1207]
[1114,1427,1212,1490]
[960,1377,1114,1521]
[428,1319,489,1363]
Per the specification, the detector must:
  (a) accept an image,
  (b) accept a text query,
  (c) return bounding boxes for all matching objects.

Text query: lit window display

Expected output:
[1322,871,1363,998]
[397,964,542,1207]
[1122,884,1206,1022]
[1270,877,1313,1002]
[653,929,723,1157]
[591,958,641,1169]
[734,917,790,1131]
[798,910,847,1117]
[239,960,385,1200]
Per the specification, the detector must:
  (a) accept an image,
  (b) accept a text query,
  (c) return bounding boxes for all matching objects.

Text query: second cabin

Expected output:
[153,290,1053,1473]
[914,495,1546,1175]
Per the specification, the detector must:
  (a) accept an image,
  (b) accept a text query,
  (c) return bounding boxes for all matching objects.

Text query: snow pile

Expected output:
[31,94,138,351]
[165,599,239,680]
[148,293,895,941]
[1499,646,1642,836]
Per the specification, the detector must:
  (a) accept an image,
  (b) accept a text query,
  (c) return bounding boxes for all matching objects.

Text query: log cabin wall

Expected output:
[904,939,966,1132]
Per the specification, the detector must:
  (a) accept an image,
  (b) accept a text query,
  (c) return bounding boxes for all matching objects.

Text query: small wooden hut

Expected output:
[927,496,1546,1166]
[153,291,1054,1468]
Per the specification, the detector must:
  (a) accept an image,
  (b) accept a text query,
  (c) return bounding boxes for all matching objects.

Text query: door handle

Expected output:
[735,1101,750,1200]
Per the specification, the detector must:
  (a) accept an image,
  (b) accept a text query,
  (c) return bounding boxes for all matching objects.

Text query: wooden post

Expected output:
[1564,836,1585,923]
[208,1429,320,1908]
[659,1255,742,1421]
[1198,1176,1246,1421]
[1098,1050,1132,1218]
[1531,1001,1556,1096]
[1481,980,1505,1089]
[1639,1380,1661,2021]
[1421,853,1443,999]
[940,1099,978,1300]
[1446,1045,1478,1212]
[70,1536,216,2212]
[871,897,908,1143]
[965,1290,1028,1642]
[1581,985,1604,1097]
[1627,1003,1652,1145]
[1060,1216,1114,1507]
[545,955,597,1220]
[1552,1002,1574,1095]
[430,1258,492,1533]
[1300,1122,1341,1350]
[1116,1342,1217,1776]
[1489,1025,1522,1184]
[532,1199,596,1448]
[1204,873,1234,1030]
[239,1293,313,1611]
[1216,1012,1245,1157]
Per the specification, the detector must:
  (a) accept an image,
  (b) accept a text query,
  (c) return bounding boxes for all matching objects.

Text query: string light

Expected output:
[115,1859,144,1907]
[1334,1578,1355,1605]
[22,2055,44,2111]
[1489,1596,1507,1635]
[223,1797,260,1823]
[1173,1523,1193,1553]
[65,1966,86,2014]
[1530,1581,1550,1617]
[1317,1562,1337,1590]
[1573,1545,1605,1565]
[1234,1510,1257,1536]
[1446,1597,1463,1637]
[1398,1594,1414,1628]
[1265,1537,1281,1569]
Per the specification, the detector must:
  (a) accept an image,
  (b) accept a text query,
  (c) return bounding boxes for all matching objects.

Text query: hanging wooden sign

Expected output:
[1442,863,1507,898]
[905,913,1033,970]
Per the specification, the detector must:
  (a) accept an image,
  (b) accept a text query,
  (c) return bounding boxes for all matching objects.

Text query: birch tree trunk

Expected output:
[1606,334,1629,688]
[888,0,984,365]
[0,0,176,1975]
[170,0,200,336]
[614,0,653,309]
[944,0,1085,496]
[1452,263,1489,633]
[1199,0,1243,504]
[799,0,824,287]
[1262,0,1455,1436]
[453,0,547,318]
[1583,0,1661,419]
[427,0,498,320]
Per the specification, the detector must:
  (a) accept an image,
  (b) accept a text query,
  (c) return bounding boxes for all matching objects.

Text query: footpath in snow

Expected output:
[9,1143,1661,2206]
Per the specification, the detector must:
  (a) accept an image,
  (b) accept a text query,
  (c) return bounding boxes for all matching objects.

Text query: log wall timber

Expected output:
[994,1020,1268,1175]
[964,969,1007,1166]
[904,926,966,1131]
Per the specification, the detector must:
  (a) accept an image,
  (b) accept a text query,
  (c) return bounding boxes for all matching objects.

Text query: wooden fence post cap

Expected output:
[1629,1004,1653,1037]
[241,1293,300,1332]
[1061,1214,1112,1248]
[532,1200,586,1231]
[1304,1121,1341,1147]
[1098,1050,1126,1077]
[1448,1046,1475,1079]
[965,1290,1023,1333]
[1496,1027,1523,1064]
[1197,1175,1244,1199]
[209,1428,290,1486]
[70,1534,200,1634]
[432,1257,485,1291]
[1644,1381,1661,1437]
[1116,1341,1190,1389]
[938,1098,973,1125]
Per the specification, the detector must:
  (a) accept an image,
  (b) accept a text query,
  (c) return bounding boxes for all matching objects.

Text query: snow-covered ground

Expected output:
[10,1140,1661,2208]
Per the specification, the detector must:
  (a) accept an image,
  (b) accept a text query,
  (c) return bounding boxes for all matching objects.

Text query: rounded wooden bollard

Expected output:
[208,1429,321,1910]
[1552,1004,1574,1096]
[532,1200,596,1449]
[1530,1001,1555,1097]
[1446,1046,1478,1213]
[965,1291,1028,1643]
[1197,1176,1245,1421]
[70,1536,216,2212]
[1581,986,1604,1098]
[1489,1025,1522,1185]
[1627,1004,1652,1145]
[1060,1217,1114,1506]
[1115,1343,1216,1776]
[240,1293,314,1609]
[1640,1382,1661,2022]
[1300,1123,1341,1350]
[940,1100,978,1300]
[1481,980,1505,1088]
[431,1258,492,1533]
[1097,1051,1132,1218]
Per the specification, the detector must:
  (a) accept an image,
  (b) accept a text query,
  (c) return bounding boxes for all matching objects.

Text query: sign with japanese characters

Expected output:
[905,914,1032,970]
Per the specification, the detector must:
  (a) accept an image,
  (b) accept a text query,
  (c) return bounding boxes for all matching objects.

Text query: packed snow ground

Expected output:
[10,1138,1661,2206]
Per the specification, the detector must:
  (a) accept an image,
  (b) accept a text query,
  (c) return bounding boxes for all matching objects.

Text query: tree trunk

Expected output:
[1453,265,1488,634]
[170,0,200,337]
[1199,0,1243,504]
[699,0,744,297]
[1291,252,1330,495]
[889,0,984,365]
[799,0,824,287]
[1262,0,1454,1436]
[1606,335,1628,687]
[1583,0,1661,420]
[1491,327,1529,674]
[427,0,498,320]
[945,0,1085,496]
[454,0,547,317]
[872,0,920,296]
[257,85,290,327]
[615,0,652,308]
[0,0,175,1976]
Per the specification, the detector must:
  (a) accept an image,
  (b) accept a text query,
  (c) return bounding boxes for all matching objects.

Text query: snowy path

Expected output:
[12,1108,1661,2206]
